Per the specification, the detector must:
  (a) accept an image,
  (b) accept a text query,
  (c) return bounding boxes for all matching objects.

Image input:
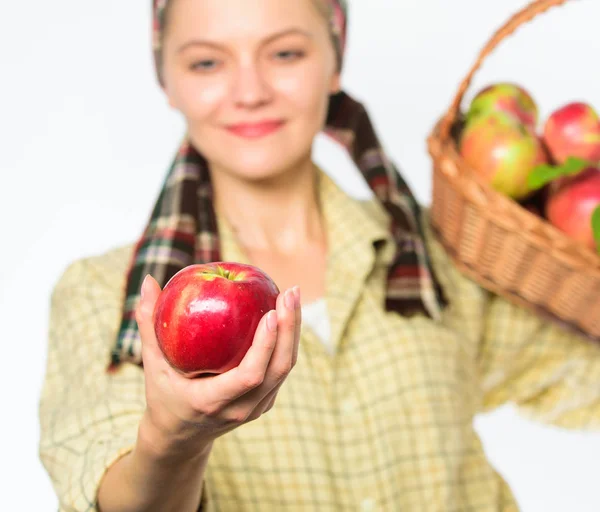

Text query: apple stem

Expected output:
[215,266,238,280]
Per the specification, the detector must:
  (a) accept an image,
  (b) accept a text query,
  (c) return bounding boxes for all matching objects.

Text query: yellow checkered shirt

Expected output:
[39,170,600,511]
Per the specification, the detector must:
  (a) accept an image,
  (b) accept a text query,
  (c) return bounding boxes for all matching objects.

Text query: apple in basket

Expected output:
[153,262,280,377]
[465,82,539,131]
[543,102,600,165]
[459,111,549,200]
[544,166,600,252]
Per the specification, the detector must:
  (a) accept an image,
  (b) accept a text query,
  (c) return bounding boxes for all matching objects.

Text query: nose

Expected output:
[231,62,272,109]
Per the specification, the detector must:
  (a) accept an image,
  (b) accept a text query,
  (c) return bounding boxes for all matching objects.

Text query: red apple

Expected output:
[466,82,539,131]
[460,111,549,199]
[153,262,279,377]
[545,166,600,250]
[543,102,600,165]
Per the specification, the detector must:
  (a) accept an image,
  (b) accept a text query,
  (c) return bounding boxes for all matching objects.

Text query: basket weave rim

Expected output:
[428,118,600,276]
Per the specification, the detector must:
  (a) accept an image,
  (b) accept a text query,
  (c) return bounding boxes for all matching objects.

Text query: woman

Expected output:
[39,0,600,510]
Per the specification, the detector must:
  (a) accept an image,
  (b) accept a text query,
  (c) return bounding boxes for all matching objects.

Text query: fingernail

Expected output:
[141,274,150,302]
[293,286,301,307]
[267,310,278,332]
[284,289,295,310]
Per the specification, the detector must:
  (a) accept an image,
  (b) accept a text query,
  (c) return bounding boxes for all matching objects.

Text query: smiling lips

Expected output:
[225,119,285,139]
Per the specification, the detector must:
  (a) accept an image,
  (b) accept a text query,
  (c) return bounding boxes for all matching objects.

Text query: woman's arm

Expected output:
[40,249,301,511]
[40,256,147,511]
[421,206,600,429]
[478,293,600,429]
[97,412,212,512]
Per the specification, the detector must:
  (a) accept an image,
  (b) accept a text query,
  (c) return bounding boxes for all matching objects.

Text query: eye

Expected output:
[273,50,305,62]
[189,59,220,72]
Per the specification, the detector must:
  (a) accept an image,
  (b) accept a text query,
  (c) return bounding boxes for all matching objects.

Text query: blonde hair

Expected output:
[311,0,334,22]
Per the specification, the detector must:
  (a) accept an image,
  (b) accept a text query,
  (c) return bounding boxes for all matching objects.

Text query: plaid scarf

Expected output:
[109,0,447,371]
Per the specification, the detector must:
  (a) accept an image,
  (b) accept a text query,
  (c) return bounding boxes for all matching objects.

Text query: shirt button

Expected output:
[360,498,376,512]
[341,398,358,415]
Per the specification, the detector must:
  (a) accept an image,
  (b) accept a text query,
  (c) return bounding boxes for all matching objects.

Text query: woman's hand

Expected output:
[135,274,301,460]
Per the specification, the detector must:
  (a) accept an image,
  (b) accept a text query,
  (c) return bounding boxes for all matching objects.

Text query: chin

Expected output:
[213,144,312,183]
[190,124,318,183]
[223,156,303,182]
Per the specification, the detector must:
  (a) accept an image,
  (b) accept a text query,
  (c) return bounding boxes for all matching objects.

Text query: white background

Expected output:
[2,0,600,510]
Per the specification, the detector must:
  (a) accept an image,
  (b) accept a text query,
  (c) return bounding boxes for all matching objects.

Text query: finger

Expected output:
[219,288,298,419]
[136,274,167,368]
[291,286,302,366]
[259,380,281,413]
[244,382,281,422]
[264,393,277,413]
[196,308,278,405]
[262,288,296,387]
[221,289,296,414]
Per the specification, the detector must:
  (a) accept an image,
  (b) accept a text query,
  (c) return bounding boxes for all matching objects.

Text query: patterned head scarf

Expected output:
[109,0,447,370]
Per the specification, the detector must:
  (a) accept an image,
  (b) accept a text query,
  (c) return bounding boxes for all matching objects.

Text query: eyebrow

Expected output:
[177,28,313,53]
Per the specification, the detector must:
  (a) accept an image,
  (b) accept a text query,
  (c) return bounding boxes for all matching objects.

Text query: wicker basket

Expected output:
[427,0,600,342]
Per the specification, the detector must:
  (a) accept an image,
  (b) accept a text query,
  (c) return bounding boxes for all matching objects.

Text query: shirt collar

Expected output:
[317,168,397,270]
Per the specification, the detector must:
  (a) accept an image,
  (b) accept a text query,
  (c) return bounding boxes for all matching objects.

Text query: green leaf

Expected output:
[593,205,600,256]
[527,157,592,191]
[527,164,567,190]
[562,156,590,175]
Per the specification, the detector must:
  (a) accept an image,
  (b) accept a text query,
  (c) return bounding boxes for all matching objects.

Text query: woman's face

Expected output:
[161,0,341,182]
